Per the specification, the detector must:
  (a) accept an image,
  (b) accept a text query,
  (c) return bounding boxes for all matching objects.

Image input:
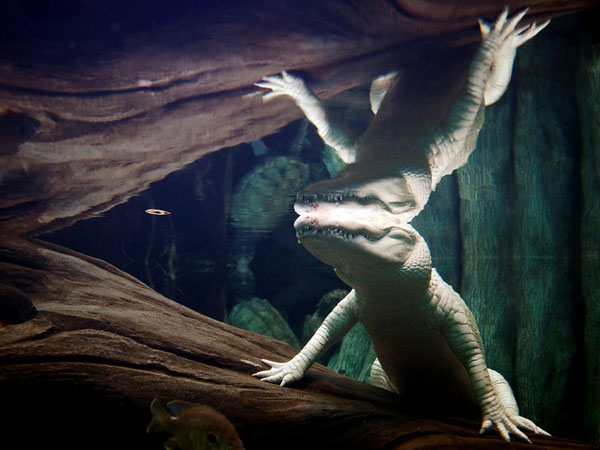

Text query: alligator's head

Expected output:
[294,163,428,287]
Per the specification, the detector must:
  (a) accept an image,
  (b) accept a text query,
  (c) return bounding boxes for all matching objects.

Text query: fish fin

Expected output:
[165,400,196,417]
[147,399,171,434]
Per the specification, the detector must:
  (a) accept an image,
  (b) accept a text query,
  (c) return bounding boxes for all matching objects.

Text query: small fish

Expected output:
[145,208,171,216]
[147,399,245,450]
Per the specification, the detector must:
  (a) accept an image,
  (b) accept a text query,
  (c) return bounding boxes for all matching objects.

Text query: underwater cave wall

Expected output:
[445,13,598,442]
[577,18,600,445]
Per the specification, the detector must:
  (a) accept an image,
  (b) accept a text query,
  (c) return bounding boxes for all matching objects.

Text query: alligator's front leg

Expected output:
[253,290,360,386]
[255,71,357,164]
[432,8,549,185]
[430,269,549,442]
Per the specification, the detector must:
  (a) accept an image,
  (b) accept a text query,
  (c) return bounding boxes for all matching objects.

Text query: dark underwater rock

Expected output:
[229,155,310,300]
[0,283,36,326]
[302,290,378,383]
[229,297,300,349]
[327,323,376,383]
[302,289,348,364]
[230,156,309,235]
[302,289,348,344]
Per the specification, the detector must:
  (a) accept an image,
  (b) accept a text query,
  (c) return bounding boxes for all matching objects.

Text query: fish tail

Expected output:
[146,399,170,434]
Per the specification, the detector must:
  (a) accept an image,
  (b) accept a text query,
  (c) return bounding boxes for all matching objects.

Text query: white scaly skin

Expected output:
[257,289,361,386]
[256,72,358,164]
[435,7,548,186]
[253,9,550,443]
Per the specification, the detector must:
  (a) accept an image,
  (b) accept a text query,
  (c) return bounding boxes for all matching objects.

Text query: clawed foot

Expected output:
[480,411,551,443]
[478,7,550,54]
[252,358,305,386]
[254,71,312,102]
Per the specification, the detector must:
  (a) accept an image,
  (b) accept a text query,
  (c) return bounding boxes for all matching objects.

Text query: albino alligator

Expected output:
[253,8,549,443]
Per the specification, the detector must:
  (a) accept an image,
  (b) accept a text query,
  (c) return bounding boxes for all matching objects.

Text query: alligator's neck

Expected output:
[294,190,431,293]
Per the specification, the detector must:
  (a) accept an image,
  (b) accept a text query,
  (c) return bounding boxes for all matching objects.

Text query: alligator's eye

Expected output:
[207,432,218,444]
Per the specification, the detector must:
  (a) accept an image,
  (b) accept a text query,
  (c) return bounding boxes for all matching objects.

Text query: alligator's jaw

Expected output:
[294,200,394,240]
[293,194,416,272]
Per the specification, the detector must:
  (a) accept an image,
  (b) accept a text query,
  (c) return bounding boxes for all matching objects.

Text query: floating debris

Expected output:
[145,208,171,216]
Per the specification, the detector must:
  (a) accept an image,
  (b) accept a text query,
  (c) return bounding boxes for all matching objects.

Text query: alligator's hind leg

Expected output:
[368,347,551,440]
[432,8,549,186]
[432,266,549,442]
[446,7,549,134]
[479,9,549,105]
[487,369,551,436]
[487,368,519,416]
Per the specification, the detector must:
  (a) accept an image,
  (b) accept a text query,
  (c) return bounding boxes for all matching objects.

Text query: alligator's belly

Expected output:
[361,297,478,412]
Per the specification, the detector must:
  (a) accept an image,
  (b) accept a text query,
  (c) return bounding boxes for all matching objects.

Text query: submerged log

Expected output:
[0,237,596,450]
